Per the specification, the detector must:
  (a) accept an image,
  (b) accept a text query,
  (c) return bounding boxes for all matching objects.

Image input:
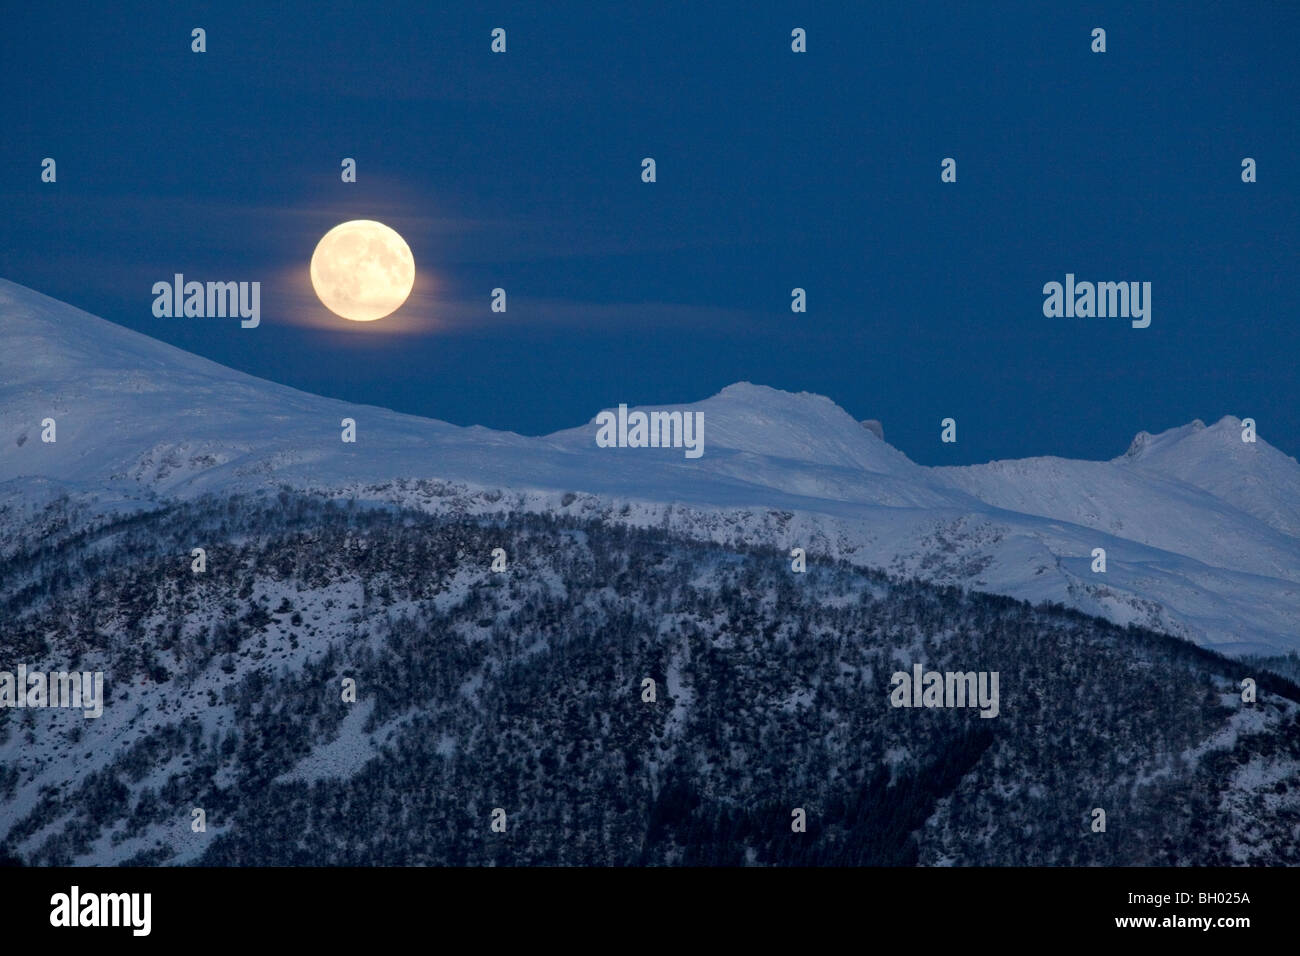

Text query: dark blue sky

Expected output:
[2,1,1297,464]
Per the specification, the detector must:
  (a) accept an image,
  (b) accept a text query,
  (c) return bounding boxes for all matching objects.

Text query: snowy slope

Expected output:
[1122,417,1300,539]
[936,451,1300,585]
[2,276,1298,655]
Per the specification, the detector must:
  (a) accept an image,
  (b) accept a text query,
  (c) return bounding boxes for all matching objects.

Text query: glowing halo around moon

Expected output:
[310,220,415,322]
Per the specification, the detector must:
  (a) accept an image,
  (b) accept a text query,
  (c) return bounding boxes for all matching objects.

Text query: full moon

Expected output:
[310,220,415,322]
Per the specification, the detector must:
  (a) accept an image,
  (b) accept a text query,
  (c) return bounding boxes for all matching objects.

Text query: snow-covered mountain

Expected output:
[4,277,1300,869]
[3,277,1298,655]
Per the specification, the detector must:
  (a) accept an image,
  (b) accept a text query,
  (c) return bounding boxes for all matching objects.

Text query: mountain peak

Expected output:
[713,381,837,409]
[860,419,885,442]
[1123,430,1152,459]
[1121,415,1249,462]
[1116,413,1300,539]
[690,384,914,474]
[566,383,915,476]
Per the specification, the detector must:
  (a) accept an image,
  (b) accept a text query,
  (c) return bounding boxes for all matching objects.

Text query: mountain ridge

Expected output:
[3,277,1298,656]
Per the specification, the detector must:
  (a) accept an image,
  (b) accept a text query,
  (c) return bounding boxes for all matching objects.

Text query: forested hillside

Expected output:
[2,492,1298,865]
